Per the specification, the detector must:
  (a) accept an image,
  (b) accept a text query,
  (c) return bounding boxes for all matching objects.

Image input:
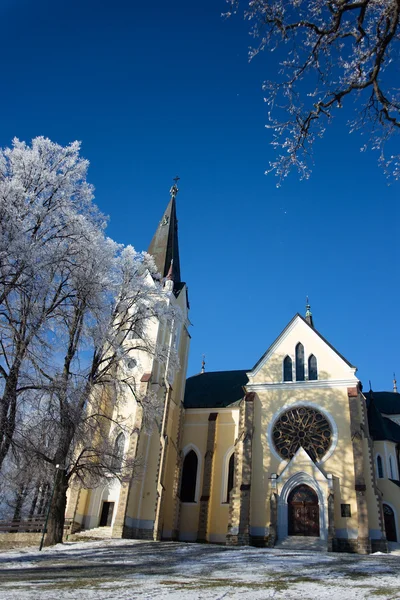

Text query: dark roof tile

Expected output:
[184,370,249,409]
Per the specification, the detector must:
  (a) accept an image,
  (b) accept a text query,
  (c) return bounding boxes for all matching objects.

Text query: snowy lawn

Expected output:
[0,539,400,599]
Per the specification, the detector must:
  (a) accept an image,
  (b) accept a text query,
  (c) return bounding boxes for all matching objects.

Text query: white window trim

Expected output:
[220,446,235,505]
[376,454,385,479]
[382,501,399,542]
[282,355,294,383]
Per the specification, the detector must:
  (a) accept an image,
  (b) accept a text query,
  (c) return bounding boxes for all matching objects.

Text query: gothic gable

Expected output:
[247,314,357,386]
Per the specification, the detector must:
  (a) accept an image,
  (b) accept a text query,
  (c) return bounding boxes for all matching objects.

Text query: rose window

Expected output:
[272,406,332,462]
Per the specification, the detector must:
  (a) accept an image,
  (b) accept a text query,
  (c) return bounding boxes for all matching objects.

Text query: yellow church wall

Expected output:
[372,440,400,540]
[250,384,359,536]
[178,411,208,540]
[74,489,89,525]
[375,478,400,540]
[161,315,191,536]
[136,425,160,523]
[207,410,239,542]
[125,431,151,526]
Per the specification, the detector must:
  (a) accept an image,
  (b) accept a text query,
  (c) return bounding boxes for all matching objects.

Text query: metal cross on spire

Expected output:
[170,176,180,199]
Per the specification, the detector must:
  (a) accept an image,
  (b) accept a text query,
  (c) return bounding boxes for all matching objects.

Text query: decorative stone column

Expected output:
[226,392,254,546]
[348,386,371,554]
[327,492,335,552]
[359,388,388,553]
[153,387,173,541]
[197,412,218,542]
[268,491,278,547]
[170,402,185,541]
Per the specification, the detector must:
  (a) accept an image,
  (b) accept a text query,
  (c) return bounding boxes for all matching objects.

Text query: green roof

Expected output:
[184,370,249,409]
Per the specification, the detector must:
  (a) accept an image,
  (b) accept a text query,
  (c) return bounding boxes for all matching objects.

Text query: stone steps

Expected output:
[275,536,327,551]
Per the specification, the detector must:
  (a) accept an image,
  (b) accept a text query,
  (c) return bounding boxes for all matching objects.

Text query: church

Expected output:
[65,185,400,554]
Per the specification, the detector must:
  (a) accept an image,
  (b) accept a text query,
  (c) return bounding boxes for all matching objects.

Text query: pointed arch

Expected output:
[180,445,201,503]
[283,355,293,382]
[226,453,235,503]
[383,503,398,542]
[308,354,318,381]
[377,454,384,479]
[295,342,305,381]
[278,472,326,541]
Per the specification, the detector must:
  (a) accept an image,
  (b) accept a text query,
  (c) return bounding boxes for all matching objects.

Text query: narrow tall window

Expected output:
[296,343,305,381]
[377,455,384,479]
[389,456,394,480]
[112,433,125,471]
[308,354,318,381]
[283,356,293,382]
[226,453,235,503]
[180,450,198,502]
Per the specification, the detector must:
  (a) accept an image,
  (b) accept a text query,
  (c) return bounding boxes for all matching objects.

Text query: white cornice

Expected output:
[184,407,240,414]
[246,378,358,392]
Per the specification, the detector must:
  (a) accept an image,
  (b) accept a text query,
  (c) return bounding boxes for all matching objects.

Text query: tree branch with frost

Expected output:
[226,0,400,182]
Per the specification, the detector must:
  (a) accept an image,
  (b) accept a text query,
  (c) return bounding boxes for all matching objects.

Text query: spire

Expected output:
[201,354,206,374]
[148,179,181,289]
[305,296,314,328]
[394,373,398,393]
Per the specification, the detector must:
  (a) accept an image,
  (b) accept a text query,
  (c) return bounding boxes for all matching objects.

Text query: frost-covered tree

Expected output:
[0,137,178,545]
[226,1,400,182]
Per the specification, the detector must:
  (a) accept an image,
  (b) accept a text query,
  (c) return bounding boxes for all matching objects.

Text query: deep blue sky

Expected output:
[1,0,398,390]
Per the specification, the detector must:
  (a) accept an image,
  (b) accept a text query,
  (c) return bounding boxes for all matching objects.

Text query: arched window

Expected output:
[226,453,235,503]
[389,456,395,480]
[377,455,384,479]
[111,433,125,471]
[180,450,198,502]
[308,354,318,381]
[283,356,293,382]
[295,343,305,381]
[383,504,398,542]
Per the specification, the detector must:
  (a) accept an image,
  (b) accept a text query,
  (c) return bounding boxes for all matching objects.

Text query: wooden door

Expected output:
[383,504,397,542]
[288,484,320,537]
[99,501,115,527]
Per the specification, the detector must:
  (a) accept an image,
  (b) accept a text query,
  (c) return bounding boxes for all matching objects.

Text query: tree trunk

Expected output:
[0,369,19,471]
[29,483,41,517]
[44,470,68,546]
[12,483,27,522]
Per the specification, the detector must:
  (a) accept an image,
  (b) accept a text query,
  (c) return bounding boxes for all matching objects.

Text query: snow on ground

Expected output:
[0,539,400,599]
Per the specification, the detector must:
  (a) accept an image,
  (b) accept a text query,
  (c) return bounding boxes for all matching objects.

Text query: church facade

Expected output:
[65,187,400,553]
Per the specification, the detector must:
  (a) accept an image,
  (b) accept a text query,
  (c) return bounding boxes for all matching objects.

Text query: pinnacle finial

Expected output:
[394,373,398,393]
[170,176,180,199]
[201,354,206,374]
[305,297,314,327]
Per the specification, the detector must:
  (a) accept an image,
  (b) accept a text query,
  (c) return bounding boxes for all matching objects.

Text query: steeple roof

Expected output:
[148,186,181,288]
[305,297,314,327]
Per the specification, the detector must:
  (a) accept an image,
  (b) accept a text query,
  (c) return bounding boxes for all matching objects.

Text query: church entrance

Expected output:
[288,484,320,536]
[99,501,115,527]
[383,504,397,542]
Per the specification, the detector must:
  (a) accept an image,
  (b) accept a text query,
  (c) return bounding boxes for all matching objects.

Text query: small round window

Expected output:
[272,406,332,462]
[127,358,137,370]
